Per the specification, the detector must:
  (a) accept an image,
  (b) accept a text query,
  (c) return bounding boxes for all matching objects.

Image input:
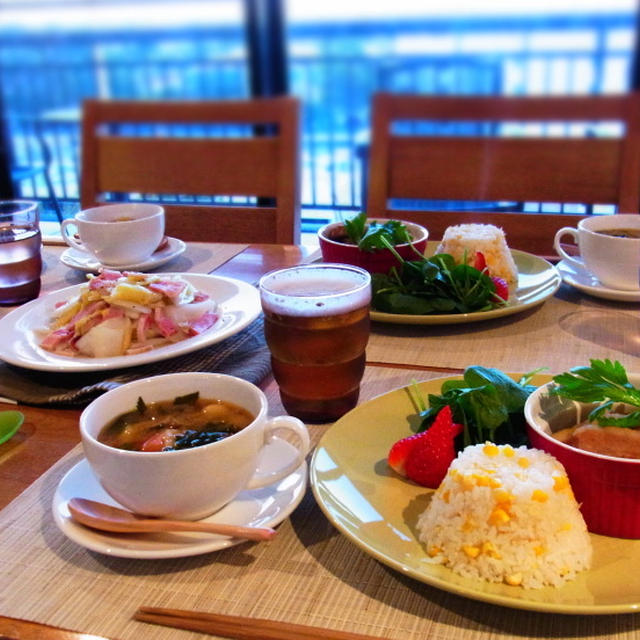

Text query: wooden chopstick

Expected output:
[134,607,391,640]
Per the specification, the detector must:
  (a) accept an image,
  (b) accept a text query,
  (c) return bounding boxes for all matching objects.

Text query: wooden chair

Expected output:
[80,97,300,244]
[367,92,640,256]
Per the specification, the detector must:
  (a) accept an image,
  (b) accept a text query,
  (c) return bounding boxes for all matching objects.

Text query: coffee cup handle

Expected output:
[553,227,585,269]
[60,219,85,252]
[245,416,310,490]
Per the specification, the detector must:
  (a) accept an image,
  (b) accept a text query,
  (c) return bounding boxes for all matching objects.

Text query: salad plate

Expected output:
[556,259,640,302]
[60,236,186,273]
[0,273,260,372]
[310,375,640,615]
[370,249,561,325]
[53,439,307,559]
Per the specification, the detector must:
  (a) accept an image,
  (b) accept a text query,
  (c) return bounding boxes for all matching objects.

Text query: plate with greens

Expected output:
[370,246,560,325]
[311,369,640,614]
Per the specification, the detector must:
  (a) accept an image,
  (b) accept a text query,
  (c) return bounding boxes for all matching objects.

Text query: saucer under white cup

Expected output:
[60,237,186,273]
[52,441,307,558]
[557,259,640,302]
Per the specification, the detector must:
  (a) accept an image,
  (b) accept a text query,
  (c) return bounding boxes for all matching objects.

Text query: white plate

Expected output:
[370,249,561,325]
[0,273,261,372]
[52,439,307,559]
[60,237,187,273]
[557,259,640,302]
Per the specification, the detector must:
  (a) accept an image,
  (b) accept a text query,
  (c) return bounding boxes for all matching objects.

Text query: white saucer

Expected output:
[557,259,640,302]
[52,439,307,559]
[60,237,186,273]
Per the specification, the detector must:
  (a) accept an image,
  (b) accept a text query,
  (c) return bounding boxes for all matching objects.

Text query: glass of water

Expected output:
[0,201,42,305]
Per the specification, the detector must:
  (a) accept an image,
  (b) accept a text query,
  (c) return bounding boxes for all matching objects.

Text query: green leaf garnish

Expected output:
[551,359,640,428]
[173,392,200,405]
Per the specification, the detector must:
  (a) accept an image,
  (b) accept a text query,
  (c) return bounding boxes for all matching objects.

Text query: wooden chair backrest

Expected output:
[81,97,300,244]
[367,92,640,256]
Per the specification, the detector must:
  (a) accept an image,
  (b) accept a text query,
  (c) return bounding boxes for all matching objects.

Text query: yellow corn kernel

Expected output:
[502,445,515,457]
[493,488,512,503]
[474,474,493,487]
[462,545,480,558]
[441,490,450,504]
[480,541,501,559]
[488,507,510,526]
[427,546,442,557]
[533,545,546,556]
[517,457,530,468]
[553,474,570,491]
[460,475,476,490]
[559,566,571,577]
[531,489,548,503]
[483,443,499,457]
[505,573,523,586]
[558,522,572,532]
[461,518,476,532]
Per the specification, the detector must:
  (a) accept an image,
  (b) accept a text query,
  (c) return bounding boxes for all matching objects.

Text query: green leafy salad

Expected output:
[411,360,640,456]
[412,366,538,449]
[372,253,506,315]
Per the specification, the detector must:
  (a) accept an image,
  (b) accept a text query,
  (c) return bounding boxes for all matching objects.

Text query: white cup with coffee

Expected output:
[554,214,640,291]
[61,203,165,266]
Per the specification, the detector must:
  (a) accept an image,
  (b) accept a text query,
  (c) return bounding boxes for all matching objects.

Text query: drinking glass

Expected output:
[259,264,371,422]
[0,200,42,304]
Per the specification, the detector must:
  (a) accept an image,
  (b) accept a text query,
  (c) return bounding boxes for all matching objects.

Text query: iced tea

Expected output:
[260,264,371,422]
[0,201,42,305]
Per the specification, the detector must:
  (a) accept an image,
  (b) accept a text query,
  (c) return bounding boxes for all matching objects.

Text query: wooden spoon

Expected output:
[67,497,277,541]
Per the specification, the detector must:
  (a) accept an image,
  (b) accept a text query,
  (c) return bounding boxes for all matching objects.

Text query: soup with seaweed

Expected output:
[98,391,254,452]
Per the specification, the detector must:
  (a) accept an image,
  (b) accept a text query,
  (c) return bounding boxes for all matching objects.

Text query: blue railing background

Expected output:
[1,9,636,228]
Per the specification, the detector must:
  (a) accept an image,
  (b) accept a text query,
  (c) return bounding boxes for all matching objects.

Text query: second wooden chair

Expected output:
[366,92,640,256]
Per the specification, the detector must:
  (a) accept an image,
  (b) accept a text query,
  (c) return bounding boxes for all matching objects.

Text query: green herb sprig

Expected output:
[343,212,414,251]
[551,359,640,428]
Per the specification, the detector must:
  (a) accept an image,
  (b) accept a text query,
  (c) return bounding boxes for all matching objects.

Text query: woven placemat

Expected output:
[0,316,269,406]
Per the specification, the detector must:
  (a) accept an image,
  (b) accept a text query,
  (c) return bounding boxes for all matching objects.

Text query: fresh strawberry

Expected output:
[490,276,509,301]
[404,406,463,488]
[388,431,427,477]
[472,251,487,272]
[387,406,462,485]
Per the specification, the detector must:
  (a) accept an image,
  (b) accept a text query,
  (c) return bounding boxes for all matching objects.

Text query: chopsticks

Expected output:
[134,607,391,640]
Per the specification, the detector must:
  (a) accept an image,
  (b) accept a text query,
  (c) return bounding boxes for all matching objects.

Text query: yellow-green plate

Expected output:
[370,248,561,325]
[310,375,640,614]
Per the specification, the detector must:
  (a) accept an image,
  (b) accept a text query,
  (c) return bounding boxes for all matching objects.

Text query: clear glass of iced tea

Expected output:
[0,201,42,305]
[259,264,371,423]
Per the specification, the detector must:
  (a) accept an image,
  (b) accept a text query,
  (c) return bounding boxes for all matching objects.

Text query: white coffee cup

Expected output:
[554,214,640,291]
[61,203,165,266]
[80,372,310,520]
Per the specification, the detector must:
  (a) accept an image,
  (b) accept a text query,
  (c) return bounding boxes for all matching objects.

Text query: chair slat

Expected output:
[96,137,279,196]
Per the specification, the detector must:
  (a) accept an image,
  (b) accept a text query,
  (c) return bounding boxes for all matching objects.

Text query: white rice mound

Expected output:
[416,443,592,589]
[435,223,519,289]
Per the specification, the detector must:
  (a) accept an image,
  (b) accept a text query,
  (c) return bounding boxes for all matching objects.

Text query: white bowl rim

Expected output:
[524,378,640,466]
[317,218,428,248]
[80,372,268,458]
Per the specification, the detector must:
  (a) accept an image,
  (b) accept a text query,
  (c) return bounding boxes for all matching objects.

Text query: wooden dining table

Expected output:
[0,239,639,640]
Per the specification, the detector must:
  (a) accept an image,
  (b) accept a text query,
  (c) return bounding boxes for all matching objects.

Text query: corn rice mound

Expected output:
[435,223,518,288]
[417,443,592,589]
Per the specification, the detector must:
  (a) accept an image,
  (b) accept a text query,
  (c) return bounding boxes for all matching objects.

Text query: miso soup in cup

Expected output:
[80,372,310,520]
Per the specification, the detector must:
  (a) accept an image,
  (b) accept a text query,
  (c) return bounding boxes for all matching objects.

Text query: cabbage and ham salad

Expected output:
[39,270,219,357]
